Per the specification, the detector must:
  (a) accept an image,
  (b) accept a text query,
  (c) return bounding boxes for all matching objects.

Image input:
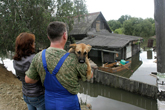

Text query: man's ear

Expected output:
[47,36,50,40]
[63,32,67,40]
[87,44,92,52]
[69,44,77,50]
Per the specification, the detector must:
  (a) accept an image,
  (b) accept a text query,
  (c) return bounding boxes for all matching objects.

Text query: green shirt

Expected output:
[26,47,87,94]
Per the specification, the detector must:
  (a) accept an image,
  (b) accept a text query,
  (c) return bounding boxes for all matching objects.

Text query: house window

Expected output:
[96,21,100,32]
[126,43,132,58]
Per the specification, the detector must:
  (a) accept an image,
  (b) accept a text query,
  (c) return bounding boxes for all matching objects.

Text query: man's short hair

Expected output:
[47,21,66,41]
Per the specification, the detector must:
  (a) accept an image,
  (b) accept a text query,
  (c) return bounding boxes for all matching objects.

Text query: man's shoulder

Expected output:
[68,52,77,58]
[34,51,42,58]
[32,51,42,63]
[67,53,77,62]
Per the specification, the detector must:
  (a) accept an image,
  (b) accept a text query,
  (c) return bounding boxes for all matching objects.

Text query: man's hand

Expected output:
[25,75,38,84]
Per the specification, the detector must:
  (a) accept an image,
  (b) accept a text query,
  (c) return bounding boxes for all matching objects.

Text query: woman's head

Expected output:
[13,32,35,60]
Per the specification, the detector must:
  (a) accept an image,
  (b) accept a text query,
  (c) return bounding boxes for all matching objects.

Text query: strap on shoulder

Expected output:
[42,49,49,73]
[52,52,70,75]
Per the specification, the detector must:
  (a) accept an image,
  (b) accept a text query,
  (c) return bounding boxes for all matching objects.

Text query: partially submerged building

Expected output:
[69,12,111,41]
[69,12,143,63]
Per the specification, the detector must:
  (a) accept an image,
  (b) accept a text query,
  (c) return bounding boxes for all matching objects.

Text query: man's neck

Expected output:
[50,42,64,50]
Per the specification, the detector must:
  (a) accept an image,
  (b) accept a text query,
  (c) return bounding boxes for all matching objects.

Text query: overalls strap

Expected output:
[42,49,49,73]
[52,52,70,75]
[42,49,70,75]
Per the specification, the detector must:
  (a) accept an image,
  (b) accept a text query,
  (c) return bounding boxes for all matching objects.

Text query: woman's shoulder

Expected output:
[26,54,35,63]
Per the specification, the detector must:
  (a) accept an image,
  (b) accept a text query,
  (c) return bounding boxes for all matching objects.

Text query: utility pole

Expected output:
[154,0,165,104]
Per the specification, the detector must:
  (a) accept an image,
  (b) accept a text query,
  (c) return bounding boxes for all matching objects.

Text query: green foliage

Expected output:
[139,19,153,37]
[0,0,52,51]
[123,17,143,36]
[0,0,88,51]
[123,17,154,37]
[118,15,131,24]
[152,23,156,35]
[70,36,76,43]
[114,28,124,34]
[107,15,155,37]
[52,0,87,33]
[107,20,121,31]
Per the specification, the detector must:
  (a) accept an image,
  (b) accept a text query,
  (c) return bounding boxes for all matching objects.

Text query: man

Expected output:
[25,21,90,110]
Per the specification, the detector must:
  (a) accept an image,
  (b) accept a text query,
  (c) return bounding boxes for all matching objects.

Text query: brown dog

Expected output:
[68,43,92,80]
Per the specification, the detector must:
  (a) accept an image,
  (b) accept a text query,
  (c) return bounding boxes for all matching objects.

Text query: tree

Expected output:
[139,19,153,37]
[146,18,155,24]
[118,15,131,24]
[152,23,156,35]
[0,0,88,51]
[123,17,154,37]
[53,0,88,32]
[107,20,121,31]
[0,0,52,50]
[114,28,124,34]
[123,17,139,35]
[132,23,142,36]
[108,15,155,37]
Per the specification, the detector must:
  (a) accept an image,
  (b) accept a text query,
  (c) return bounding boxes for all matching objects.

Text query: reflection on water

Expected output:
[90,48,157,85]
[130,49,157,85]
[147,50,153,59]
[0,58,15,75]
[0,50,15,74]
[0,49,158,110]
[78,81,157,110]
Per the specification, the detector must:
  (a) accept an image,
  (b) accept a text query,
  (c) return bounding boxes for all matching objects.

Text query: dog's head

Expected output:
[69,43,92,63]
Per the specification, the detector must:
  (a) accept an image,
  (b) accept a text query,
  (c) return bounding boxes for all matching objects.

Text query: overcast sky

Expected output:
[86,0,154,21]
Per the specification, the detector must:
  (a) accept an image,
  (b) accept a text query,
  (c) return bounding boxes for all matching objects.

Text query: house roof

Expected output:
[76,29,143,49]
[69,12,111,35]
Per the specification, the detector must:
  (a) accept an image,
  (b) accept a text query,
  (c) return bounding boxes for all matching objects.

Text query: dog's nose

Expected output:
[79,59,85,63]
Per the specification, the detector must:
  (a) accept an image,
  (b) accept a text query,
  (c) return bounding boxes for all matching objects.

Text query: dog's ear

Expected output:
[87,44,92,52]
[69,44,77,50]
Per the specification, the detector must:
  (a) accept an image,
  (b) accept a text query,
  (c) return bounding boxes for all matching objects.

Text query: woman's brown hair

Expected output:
[13,32,35,60]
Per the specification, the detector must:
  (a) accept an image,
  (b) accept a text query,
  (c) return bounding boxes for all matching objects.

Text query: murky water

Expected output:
[78,81,157,110]
[130,49,157,86]
[0,48,158,110]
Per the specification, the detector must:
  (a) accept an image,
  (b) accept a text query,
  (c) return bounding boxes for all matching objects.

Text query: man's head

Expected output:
[47,21,67,42]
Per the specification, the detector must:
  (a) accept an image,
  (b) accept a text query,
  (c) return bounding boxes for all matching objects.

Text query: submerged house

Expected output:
[69,12,111,41]
[69,12,143,63]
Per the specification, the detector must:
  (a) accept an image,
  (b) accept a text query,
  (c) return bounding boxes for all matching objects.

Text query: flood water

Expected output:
[0,48,158,110]
[78,81,157,110]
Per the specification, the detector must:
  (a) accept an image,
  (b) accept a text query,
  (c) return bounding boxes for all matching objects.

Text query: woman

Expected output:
[13,32,45,110]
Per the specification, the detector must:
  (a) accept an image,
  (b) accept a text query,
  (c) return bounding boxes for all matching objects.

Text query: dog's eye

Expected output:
[77,51,81,54]
[84,52,87,55]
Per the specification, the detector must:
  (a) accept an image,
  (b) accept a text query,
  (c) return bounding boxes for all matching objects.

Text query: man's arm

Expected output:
[25,75,38,84]
[25,54,40,84]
